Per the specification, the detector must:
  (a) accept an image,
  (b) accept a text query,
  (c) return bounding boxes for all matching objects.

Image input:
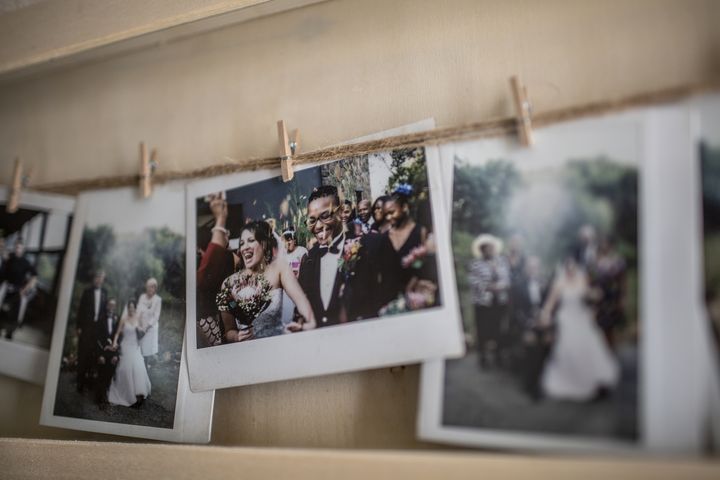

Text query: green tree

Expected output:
[452,158,521,236]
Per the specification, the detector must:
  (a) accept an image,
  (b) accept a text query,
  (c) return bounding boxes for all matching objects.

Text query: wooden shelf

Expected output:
[0,0,325,83]
[1,437,719,479]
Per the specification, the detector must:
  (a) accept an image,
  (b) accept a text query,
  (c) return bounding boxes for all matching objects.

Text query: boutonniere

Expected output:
[337,238,362,276]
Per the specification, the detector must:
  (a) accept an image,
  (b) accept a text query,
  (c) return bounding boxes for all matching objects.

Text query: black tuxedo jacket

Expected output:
[298,232,402,328]
[96,312,118,351]
[77,286,108,346]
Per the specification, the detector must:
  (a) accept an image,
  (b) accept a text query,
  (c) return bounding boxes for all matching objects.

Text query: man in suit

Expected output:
[95,298,119,407]
[513,256,553,401]
[76,269,107,393]
[298,186,401,327]
[0,240,38,339]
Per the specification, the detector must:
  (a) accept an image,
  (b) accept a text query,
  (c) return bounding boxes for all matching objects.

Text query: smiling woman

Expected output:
[216,221,316,342]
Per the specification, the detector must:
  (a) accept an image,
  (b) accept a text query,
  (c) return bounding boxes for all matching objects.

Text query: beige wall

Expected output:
[0,0,718,448]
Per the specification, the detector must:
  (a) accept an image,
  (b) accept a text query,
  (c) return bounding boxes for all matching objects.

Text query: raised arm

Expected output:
[279,261,316,331]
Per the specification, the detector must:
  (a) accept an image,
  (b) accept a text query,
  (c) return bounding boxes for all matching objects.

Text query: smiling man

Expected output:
[297,185,401,327]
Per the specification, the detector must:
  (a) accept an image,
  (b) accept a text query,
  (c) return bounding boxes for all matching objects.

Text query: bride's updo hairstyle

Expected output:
[236,220,277,270]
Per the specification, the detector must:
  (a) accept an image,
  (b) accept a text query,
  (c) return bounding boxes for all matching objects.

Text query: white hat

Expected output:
[471,234,503,258]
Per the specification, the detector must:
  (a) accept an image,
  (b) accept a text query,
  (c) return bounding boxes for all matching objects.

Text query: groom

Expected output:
[95,298,119,407]
[76,269,107,393]
[298,185,400,327]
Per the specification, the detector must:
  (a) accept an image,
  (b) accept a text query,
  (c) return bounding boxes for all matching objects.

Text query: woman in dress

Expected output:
[217,221,316,342]
[108,300,152,408]
[539,255,619,401]
[383,186,428,283]
[370,195,390,233]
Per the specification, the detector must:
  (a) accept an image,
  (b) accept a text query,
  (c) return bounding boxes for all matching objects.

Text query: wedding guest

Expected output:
[340,200,355,224]
[217,221,316,342]
[76,270,108,393]
[505,233,528,369]
[95,298,119,407]
[383,185,428,284]
[138,278,162,368]
[282,228,308,278]
[468,236,510,368]
[574,224,598,268]
[354,199,372,235]
[592,237,627,348]
[370,196,390,233]
[196,193,235,346]
[108,300,151,408]
[280,227,309,326]
[513,257,552,400]
[298,186,400,327]
[0,240,37,339]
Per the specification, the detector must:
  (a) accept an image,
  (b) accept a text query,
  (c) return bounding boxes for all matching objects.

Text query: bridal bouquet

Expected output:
[216,271,272,326]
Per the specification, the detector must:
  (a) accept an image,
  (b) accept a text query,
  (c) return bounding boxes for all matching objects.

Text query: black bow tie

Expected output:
[319,236,344,257]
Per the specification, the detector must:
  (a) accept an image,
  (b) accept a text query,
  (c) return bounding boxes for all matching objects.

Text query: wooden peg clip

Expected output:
[7,158,31,214]
[139,142,158,199]
[277,120,300,182]
[509,75,533,147]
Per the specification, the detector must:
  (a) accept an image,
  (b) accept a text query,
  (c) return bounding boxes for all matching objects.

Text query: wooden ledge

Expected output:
[1,437,719,480]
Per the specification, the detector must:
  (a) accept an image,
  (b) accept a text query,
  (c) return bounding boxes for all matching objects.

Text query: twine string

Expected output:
[31,81,720,196]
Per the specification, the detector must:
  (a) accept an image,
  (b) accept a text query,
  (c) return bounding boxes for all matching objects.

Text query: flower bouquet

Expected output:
[216,271,272,327]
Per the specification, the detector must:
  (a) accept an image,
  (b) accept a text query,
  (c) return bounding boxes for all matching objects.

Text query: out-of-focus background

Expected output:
[0,0,719,470]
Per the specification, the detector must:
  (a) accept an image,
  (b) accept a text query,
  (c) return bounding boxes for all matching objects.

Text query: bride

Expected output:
[107,300,152,407]
[539,255,619,401]
[217,221,316,342]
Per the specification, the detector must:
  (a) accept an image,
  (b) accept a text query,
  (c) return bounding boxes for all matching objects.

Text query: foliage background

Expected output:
[452,156,639,339]
[61,225,185,363]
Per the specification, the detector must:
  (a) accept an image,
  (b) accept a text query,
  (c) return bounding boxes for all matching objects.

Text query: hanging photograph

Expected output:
[186,139,463,390]
[419,112,648,452]
[0,187,74,384]
[40,184,213,443]
[700,97,720,378]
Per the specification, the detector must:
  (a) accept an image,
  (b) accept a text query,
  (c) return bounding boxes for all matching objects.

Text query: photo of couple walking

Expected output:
[195,148,440,348]
[440,130,640,443]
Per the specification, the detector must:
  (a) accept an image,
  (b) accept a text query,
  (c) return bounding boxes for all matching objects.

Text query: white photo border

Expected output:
[419,107,709,454]
[0,187,74,385]
[185,125,465,391]
[40,184,214,443]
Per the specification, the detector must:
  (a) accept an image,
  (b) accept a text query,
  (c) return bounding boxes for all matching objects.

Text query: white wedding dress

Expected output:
[541,272,619,401]
[108,320,152,406]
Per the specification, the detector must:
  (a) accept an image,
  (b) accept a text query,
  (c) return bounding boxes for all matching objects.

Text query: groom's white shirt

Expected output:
[138,292,162,356]
[93,287,102,321]
[320,233,344,310]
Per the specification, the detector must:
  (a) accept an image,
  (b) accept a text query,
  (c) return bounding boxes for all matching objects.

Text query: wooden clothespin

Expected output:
[509,75,533,147]
[139,142,158,199]
[277,120,300,182]
[7,158,31,214]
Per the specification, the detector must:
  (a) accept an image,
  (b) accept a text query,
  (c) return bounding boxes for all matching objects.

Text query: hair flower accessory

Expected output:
[393,183,413,196]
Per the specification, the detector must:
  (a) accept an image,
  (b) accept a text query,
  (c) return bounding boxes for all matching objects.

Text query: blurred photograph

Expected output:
[700,102,720,375]
[41,185,213,442]
[186,145,462,390]
[420,116,643,450]
[0,188,74,384]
